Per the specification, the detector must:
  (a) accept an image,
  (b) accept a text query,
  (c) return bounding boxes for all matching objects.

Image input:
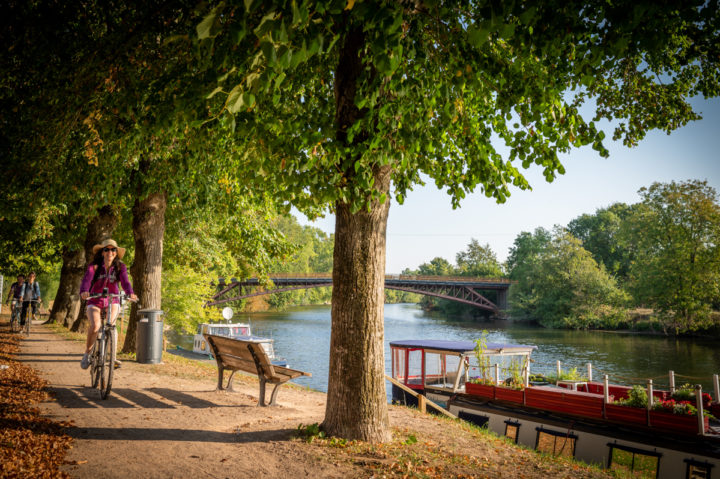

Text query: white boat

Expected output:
[192,322,277,360]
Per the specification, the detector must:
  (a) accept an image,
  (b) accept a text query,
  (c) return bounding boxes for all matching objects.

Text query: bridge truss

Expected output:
[208,275,510,313]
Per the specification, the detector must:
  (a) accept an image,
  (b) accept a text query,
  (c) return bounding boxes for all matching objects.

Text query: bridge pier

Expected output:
[496,289,508,310]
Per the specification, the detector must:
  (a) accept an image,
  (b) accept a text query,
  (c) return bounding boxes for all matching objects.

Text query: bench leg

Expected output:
[267,383,282,406]
[258,378,268,406]
[257,380,283,407]
[216,365,225,391]
[226,371,236,391]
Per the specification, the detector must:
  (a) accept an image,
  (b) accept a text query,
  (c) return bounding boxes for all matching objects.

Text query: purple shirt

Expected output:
[79,263,134,309]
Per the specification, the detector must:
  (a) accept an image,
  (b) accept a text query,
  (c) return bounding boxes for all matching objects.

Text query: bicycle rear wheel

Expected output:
[99,328,116,399]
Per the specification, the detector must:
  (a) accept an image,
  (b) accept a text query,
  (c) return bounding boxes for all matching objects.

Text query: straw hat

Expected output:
[92,239,126,260]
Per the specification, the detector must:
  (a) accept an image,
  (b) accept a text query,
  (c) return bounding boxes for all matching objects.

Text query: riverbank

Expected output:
[1,317,621,478]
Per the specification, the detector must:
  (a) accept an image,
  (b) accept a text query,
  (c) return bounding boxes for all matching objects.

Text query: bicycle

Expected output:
[21,299,41,337]
[9,299,21,333]
[87,289,137,399]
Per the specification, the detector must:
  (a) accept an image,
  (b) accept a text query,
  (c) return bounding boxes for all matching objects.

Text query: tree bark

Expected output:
[122,191,166,353]
[68,206,118,332]
[322,22,391,442]
[48,246,85,326]
[322,167,392,442]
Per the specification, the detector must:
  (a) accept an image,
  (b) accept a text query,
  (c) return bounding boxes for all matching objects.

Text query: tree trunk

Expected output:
[48,246,85,326]
[321,22,391,442]
[69,206,119,332]
[322,168,392,442]
[122,191,166,353]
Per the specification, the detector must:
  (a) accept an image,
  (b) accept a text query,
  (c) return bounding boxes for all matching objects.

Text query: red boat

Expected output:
[390,339,720,479]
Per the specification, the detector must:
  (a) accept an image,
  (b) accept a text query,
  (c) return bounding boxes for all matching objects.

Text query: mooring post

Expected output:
[696,384,705,435]
[494,363,500,386]
[418,393,426,414]
[669,370,675,394]
[556,360,561,384]
[587,363,592,382]
[603,375,610,405]
[713,374,720,403]
[647,379,654,409]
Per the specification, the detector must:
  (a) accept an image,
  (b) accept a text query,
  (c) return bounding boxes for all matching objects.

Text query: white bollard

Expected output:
[669,370,675,394]
[714,374,720,403]
[494,363,500,386]
[587,363,593,382]
[556,360,561,384]
[647,379,654,409]
[604,375,610,405]
[696,385,705,435]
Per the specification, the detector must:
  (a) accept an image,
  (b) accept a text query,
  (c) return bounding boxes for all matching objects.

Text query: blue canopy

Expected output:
[389,339,536,355]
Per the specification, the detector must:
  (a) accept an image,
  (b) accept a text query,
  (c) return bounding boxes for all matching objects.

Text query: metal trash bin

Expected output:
[136,309,164,364]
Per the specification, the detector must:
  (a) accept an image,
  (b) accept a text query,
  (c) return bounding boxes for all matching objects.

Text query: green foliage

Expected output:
[616,385,648,408]
[509,228,629,329]
[455,240,504,278]
[546,367,587,382]
[625,180,720,333]
[296,423,325,443]
[161,265,222,334]
[472,330,492,384]
[567,203,636,282]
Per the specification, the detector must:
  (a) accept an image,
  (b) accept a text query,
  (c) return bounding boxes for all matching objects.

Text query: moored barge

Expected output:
[390,339,720,479]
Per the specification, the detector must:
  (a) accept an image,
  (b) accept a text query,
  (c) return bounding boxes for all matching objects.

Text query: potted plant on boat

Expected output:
[649,385,714,434]
[465,331,495,399]
[605,385,648,425]
[494,358,526,403]
[649,399,711,434]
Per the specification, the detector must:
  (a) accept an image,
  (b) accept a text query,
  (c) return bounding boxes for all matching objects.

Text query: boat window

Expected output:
[458,410,488,428]
[424,352,461,390]
[392,348,407,384]
[607,443,661,479]
[241,327,249,335]
[504,420,521,444]
[407,349,422,386]
[202,325,208,334]
[685,458,713,479]
[535,427,577,458]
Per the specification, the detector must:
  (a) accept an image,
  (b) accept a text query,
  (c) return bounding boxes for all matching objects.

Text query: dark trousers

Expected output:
[21,301,38,324]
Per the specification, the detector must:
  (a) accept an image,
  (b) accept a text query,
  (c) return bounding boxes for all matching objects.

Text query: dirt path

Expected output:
[17,323,613,479]
[18,323,340,478]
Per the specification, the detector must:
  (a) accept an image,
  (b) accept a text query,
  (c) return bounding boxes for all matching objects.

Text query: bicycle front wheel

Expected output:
[10,310,19,332]
[24,312,30,336]
[89,342,100,388]
[99,328,116,399]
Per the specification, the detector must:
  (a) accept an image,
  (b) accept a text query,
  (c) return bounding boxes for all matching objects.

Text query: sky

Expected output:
[295,97,720,274]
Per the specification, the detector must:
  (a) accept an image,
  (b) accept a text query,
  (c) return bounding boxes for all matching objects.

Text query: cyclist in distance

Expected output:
[19,272,41,326]
[5,273,24,316]
[79,239,137,369]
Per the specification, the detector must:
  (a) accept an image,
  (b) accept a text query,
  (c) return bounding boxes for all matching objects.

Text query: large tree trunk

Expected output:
[48,246,85,326]
[322,168,392,442]
[122,191,166,353]
[321,21,391,442]
[68,206,118,332]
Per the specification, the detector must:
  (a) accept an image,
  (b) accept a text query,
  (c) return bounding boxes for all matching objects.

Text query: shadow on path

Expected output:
[67,426,295,443]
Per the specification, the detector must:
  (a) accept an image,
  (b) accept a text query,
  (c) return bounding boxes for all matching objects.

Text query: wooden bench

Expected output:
[204,334,311,407]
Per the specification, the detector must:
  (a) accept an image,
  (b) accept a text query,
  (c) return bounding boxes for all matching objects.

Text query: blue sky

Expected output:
[296,97,720,274]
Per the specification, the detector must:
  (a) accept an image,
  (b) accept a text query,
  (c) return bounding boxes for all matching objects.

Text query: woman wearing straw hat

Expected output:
[79,239,137,369]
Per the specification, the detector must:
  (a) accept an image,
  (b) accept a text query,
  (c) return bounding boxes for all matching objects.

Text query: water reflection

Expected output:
[175,303,720,394]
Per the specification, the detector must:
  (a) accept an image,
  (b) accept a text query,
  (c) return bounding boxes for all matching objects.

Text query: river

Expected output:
[173,303,720,395]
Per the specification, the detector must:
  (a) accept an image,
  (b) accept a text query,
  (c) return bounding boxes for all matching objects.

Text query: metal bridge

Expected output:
[208,274,511,313]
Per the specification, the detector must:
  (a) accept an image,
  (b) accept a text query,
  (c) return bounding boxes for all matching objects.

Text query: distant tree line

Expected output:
[408,179,720,334]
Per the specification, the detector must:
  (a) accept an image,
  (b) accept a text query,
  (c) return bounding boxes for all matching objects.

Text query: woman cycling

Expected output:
[79,239,137,369]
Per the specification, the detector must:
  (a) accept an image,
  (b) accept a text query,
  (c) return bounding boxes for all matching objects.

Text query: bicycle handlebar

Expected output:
[86,292,137,301]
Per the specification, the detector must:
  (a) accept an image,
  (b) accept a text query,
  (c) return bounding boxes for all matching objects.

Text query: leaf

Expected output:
[197,5,223,40]
[345,0,356,10]
[206,86,224,99]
